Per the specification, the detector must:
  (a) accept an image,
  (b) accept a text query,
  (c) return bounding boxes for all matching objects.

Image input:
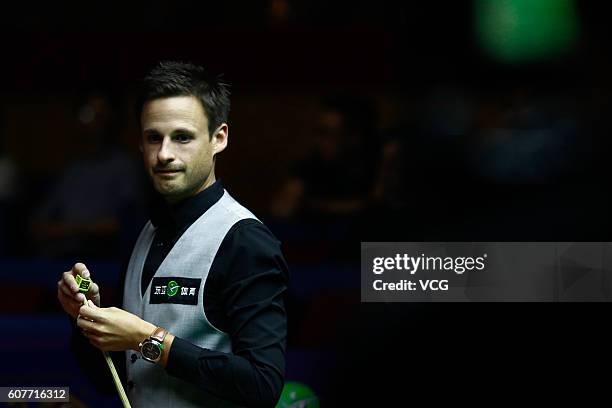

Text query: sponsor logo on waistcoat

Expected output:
[150,277,201,305]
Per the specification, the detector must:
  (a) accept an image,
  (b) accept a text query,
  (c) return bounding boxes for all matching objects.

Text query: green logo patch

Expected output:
[167,280,179,297]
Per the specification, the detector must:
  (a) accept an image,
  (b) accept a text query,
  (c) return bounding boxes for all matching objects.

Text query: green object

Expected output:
[475,0,579,64]
[75,274,91,293]
[275,381,319,408]
[167,280,179,297]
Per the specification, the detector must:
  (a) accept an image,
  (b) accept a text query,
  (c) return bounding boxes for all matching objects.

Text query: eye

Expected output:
[174,133,192,143]
[146,133,162,143]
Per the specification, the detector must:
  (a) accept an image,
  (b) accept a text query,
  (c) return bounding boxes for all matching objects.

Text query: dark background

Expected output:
[1,0,612,406]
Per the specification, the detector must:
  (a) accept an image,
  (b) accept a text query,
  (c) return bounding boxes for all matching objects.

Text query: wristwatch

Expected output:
[139,327,167,363]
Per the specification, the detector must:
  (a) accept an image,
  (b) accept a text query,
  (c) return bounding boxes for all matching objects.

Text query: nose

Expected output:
[157,136,175,164]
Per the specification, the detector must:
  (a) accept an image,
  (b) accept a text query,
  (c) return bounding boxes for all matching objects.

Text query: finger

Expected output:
[58,281,83,304]
[58,280,75,297]
[81,268,90,279]
[77,315,96,333]
[82,329,98,338]
[72,262,89,278]
[78,304,103,321]
[62,271,79,293]
[57,284,82,305]
[88,336,103,350]
[58,291,82,309]
[81,329,100,342]
[82,330,99,346]
[58,295,82,319]
[76,316,97,332]
[87,282,100,297]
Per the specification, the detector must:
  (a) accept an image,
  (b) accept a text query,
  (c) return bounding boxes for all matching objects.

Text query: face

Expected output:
[140,95,228,204]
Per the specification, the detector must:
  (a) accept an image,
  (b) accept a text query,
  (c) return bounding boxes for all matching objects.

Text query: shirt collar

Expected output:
[150,179,224,232]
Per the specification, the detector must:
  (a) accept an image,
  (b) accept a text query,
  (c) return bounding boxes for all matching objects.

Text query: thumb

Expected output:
[88,299,99,309]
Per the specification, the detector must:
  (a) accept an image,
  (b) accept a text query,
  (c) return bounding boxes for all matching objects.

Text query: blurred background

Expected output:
[1,0,612,405]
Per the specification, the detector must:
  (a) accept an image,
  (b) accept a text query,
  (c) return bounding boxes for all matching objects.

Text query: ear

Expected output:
[211,123,229,156]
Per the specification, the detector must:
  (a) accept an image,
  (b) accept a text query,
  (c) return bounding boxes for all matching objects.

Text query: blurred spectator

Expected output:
[267,94,381,263]
[29,90,146,259]
[268,95,381,261]
[270,94,380,220]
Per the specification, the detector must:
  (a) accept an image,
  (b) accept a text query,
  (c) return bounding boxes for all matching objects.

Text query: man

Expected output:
[57,61,289,407]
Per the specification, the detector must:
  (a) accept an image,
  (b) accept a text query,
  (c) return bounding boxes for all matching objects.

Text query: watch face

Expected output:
[142,341,162,361]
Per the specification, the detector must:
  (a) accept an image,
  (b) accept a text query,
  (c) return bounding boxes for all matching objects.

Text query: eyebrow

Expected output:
[172,128,197,135]
[143,127,197,136]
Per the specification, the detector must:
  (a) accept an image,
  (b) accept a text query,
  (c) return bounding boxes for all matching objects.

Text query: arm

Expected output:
[165,220,289,408]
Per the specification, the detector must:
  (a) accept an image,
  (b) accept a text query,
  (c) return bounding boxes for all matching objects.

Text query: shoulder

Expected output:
[227,218,279,243]
[222,219,283,260]
[218,190,280,247]
[211,218,288,283]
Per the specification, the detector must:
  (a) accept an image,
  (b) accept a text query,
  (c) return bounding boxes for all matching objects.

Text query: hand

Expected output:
[57,262,100,319]
[77,300,156,352]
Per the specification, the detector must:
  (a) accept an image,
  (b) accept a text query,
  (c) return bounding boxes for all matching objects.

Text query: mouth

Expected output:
[154,169,183,177]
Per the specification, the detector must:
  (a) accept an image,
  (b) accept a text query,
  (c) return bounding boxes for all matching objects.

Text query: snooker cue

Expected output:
[81,292,132,408]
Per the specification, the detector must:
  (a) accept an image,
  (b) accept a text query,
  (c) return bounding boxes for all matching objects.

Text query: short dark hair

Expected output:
[136,61,231,137]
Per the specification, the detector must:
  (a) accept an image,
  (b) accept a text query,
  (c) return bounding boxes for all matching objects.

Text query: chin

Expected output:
[154,183,178,195]
[157,184,190,200]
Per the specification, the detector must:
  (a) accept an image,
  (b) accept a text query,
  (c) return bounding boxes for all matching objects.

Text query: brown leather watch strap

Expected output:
[150,326,168,343]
